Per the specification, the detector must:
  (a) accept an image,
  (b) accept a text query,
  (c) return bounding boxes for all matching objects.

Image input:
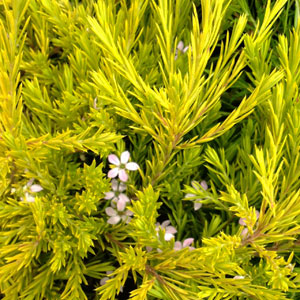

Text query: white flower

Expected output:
[20,179,43,203]
[105,179,129,211]
[155,220,177,241]
[175,40,189,60]
[185,180,208,210]
[174,238,194,251]
[107,151,139,182]
[105,206,134,224]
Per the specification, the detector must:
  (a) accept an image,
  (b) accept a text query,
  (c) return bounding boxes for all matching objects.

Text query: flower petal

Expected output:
[105,207,117,216]
[26,178,35,187]
[124,216,132,224]
[108,154,120,166]
[185,193,196,198]
[120,151,130,164]
[111,179,118,191]
[125,209,134,216]
[161,220,170,228]
[118,169,128,182]
[183,238,194,248]
[25,193,35,203]
[107,216,121,225]
[164,233,175,241]
[201,180,208,190]
[194,202,202,211]
[108,168,119,178]
[100,277,109,286]
[255,210,260,220]
[174,241,182,251]
[126,162,139,171]
[117,198,126,211]
[119,193,130,203]
[233,276,245,280]
[118,182,127,192]
[183,46,189,53]
[241,228,249,238]
[104,191,115,200]
[239,218,246,226]
[166,226,177,235]
[177,41,184,51]
[30,184,43,193]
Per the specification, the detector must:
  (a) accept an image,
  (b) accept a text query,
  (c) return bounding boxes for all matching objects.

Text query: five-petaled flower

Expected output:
[105,179,130,211]
[185,180,208,210]
[105,206,134,225]
[155,220,177,241]
[107,151,139,182]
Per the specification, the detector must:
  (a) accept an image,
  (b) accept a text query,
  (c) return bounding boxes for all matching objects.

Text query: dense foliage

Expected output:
[1,0,300,299]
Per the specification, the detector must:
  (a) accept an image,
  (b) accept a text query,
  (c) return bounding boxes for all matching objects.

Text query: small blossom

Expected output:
[155,220,177,241]
[105,206,133,224]
[175,40,189,60]
[185,180,208,211]
[174,238,194,251]
[107,151,139,182]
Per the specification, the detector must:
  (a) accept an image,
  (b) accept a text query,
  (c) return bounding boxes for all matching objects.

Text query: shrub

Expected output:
[0,0,300,299]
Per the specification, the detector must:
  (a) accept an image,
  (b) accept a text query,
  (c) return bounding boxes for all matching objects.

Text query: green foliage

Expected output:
[1,0,300,299]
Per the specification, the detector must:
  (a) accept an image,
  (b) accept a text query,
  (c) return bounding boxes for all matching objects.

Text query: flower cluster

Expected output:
[105,151,139,225]
[107,151,139,182]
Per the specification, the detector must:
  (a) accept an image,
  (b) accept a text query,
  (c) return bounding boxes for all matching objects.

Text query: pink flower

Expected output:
[155,220,177,241]
[185,180,208,210]
[105,179,129,211]
[174,238,194,251]
[107,151,139,182]
[105,206,133,224]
